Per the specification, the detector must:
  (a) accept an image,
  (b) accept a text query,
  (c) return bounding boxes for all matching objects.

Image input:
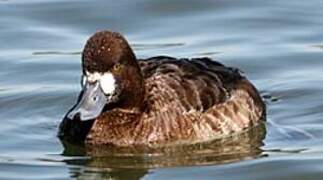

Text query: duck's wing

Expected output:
[135,56,265,144]
[138,56,243,112]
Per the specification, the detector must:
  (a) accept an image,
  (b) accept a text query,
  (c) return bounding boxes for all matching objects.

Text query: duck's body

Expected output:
[58,31,265,147]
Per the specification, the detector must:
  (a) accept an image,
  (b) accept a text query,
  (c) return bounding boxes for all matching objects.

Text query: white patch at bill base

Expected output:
[100,72,116,95]
[85,71,116,95]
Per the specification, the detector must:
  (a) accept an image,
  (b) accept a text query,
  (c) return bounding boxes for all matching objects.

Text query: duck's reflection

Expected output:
[61,123,266,180]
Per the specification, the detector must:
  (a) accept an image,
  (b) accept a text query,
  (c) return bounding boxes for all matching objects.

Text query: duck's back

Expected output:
[135,56,265,144]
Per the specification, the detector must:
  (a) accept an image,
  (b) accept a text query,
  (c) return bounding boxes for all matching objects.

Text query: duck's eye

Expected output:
[80,74,87,87]
[100,72,116,95]
[112,63,122,72]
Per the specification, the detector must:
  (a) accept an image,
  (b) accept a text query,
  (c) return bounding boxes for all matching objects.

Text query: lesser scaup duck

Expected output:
[58,30,265,146]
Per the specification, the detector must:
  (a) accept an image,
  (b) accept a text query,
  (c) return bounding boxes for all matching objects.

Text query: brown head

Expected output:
[65,31,144,124]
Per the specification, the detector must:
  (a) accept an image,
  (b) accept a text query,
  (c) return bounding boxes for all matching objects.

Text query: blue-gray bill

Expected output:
[67,81,107,121]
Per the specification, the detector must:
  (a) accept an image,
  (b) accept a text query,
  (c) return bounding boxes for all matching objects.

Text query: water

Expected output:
[1,0,323,179]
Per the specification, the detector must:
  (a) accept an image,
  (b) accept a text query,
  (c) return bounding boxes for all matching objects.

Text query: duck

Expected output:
[58,30,266,147]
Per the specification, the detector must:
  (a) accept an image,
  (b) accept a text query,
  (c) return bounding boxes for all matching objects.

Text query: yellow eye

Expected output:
[113,63,122,72]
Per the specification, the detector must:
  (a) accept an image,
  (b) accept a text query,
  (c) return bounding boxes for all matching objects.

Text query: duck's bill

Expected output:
[67,81,107,121]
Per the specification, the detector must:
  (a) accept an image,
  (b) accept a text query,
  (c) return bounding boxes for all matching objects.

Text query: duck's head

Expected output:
[65,31,144,123]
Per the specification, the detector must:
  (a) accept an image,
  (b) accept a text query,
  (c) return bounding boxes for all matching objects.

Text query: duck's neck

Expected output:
[113,62,145,111]
[125,66,145,110]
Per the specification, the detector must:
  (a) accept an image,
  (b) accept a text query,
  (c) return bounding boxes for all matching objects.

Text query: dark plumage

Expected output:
[58,30,266,147]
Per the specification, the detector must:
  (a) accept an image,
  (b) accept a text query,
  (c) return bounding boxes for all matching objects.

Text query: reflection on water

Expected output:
[32,51,81,56]
[62,123,265,179]
[31,43,185,56]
